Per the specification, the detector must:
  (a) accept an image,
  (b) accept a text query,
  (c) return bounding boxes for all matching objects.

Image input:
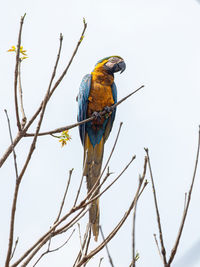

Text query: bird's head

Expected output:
[94,56,126,75]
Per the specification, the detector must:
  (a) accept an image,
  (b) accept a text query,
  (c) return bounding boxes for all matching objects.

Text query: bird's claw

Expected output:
[92,111,101,121]
[104,106,113,113]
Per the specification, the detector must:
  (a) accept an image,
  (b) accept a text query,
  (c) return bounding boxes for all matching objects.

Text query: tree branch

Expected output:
[25,86,144,137]
[167,126,200,266]
[14,13,26,131]
[144,148,167,266]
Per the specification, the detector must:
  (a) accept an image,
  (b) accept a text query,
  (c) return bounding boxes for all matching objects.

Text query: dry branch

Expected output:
[14,14,26,131]
[75,164,147,267]
[144,148,167,266]
[25,86,144,137]
[167,127,200,266]
[0,19,87,168]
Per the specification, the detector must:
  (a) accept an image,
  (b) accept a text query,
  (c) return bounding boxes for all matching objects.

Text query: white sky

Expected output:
[1,0,200,266]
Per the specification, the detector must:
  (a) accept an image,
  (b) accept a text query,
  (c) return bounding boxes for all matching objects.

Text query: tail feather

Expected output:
[84,134,104,241]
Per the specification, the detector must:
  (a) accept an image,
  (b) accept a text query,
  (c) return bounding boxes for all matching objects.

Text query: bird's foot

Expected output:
[103,106,113,113]
[103,106,113,118]
[92,111,101,121]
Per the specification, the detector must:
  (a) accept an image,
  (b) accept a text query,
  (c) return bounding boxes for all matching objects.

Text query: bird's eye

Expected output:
[110,57,116,63]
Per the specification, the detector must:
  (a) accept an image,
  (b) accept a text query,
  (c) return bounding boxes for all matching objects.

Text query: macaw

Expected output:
[77,56,126,241]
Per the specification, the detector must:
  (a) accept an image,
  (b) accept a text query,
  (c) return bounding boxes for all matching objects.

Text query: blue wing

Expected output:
[77,74,92,145]
[111,82,117,126]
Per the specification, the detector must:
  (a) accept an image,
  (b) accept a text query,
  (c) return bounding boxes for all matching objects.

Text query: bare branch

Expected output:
[132,192,137,267]
[14,13,26,131]
[32,229,75,267]
[18,60,27,128]
[5,25,64,267]
[4,110,19,180]
[55,168,74,223]
[48,19,87,99]
[153,234,162,260]
[0,19,87,168]
[25,86,144,137]
[74,224,91,267]
[98,258,104,267]
[10,237,19,261]
[100,226,114,267]
[75,168,147,267]
[167,127,200,265]
[11,156,135,266]
[144,148,167,266]
[73,151,88,207]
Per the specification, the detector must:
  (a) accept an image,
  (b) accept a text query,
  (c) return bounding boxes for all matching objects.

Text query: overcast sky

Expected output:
[1,0,200,266]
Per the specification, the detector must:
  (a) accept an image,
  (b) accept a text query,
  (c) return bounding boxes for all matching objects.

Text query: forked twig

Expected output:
[32,229,75,267]
[10,237,19,261]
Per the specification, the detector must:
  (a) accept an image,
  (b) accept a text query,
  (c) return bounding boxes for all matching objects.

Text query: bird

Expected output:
[77,56,126,241]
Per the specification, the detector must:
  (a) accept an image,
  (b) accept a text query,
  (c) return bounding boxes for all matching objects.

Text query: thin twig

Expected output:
[48,19,87,99]
[18,60,27,128]
[153,234,162,260]
[83,226,92,265]
[132,157,148,267]
[98,258,104,267]
[73,224,91,267]
[14,14,26,131]
[74,151,88,207]
[183,192,187,211]
[144,148,167,266]
[167,127,200,266]
[132,192,138,267]
[10,237,19,261]
[100,226,114,267]
[4,110,19,180]
[55,168,74,223]
[32,229,75,267]
[78,223,83,256]
[25,86,144,137]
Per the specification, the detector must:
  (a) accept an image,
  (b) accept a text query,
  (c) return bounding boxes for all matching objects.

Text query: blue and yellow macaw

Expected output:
[77,56,126,241]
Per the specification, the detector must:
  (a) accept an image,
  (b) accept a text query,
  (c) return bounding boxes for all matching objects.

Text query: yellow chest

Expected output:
[87,70,114,116]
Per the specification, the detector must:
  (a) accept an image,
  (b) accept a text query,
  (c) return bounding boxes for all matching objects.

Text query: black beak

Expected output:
[118,60,126,74]
[112,60,126,74]
[104,59,126,74]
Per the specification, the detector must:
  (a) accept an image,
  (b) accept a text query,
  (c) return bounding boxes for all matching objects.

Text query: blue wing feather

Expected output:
[77,74,92,145]
[111,82,117,126]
